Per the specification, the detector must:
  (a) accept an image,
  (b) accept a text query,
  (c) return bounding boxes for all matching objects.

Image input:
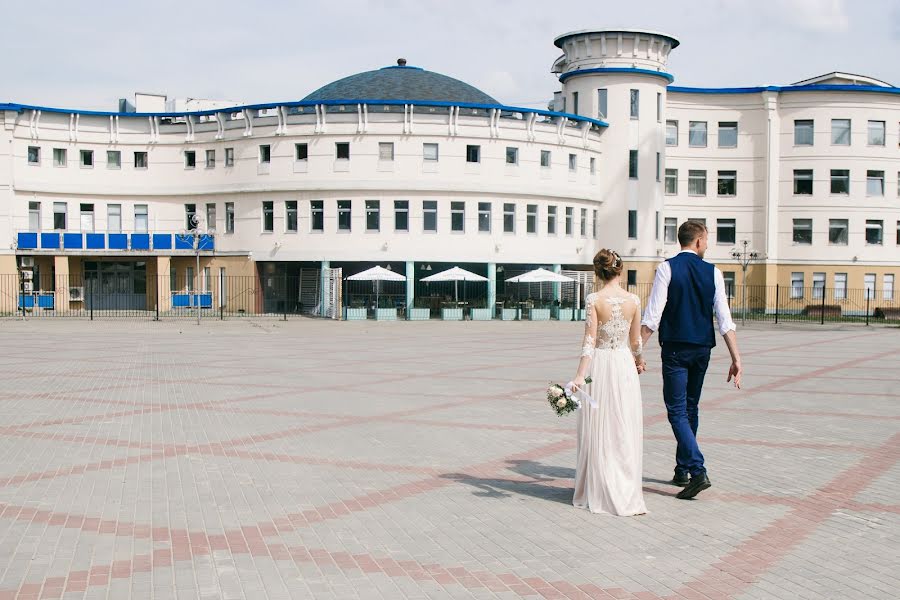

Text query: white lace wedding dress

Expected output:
[573,292,647,516]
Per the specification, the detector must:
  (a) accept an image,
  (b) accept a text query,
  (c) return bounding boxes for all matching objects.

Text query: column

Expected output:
[552,263,562,314]
[487,262,496,316]
[405,260,414,318]
[319,260,330,317]
[54,256,70,310]
[157,256,172,312]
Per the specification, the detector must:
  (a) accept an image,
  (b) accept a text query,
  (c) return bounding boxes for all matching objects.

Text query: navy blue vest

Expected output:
[658,252,716,348]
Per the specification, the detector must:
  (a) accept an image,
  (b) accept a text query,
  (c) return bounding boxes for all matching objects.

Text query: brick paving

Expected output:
[0,319,897,599]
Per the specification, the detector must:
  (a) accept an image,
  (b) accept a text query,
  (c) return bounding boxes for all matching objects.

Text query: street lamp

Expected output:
[184,214,206,326]
[730,239,759,325]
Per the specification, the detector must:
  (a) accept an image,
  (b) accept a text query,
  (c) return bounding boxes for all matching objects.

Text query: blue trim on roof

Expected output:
[668,84,900,95]
[0,99,608,128]
[559,67,675,84]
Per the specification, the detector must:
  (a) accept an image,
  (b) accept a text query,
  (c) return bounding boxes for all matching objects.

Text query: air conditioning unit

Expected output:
[69,287,84,301]
[20,257,34,268]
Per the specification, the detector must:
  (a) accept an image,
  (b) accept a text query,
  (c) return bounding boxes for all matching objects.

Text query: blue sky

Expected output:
[3,0,898,110]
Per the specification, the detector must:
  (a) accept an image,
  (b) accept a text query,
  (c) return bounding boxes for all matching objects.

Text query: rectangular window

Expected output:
[185,204,197,230]
[628,210,638,239]
[866,219,883,245]
[108,204,121,233]
[527,204,537,234]
[656,93,662,122]
[867,170,884,196]
[718,122,738,148]
[565,207,573,235]
[28,201,41,231]
[834,273,847,300]
[897,220,900,244]
[627,270,637,287]
[666,120,678,146]
[829,219,848,245]
[812,272,825,299]
[478,202,491,232]
[717,170,736,196]
[80,149,94,168]
[540,150,551,167]
[295,143,308,161]
[394,200,409,231]
[830,169,850,194]
[867,120,886,146]
[572,91,579,115]
[506,146,518,165]
[205,149,216,168]
[259,145,271,163]
[794,119,814,146]
[688,170,707,195]
[423,143,439,161]
[466,145,480,163]
[286,200,298,232]
[864,273,877,299]
[793,218,813,245]
[53,202,67,230]
[27,146,40,164]
[568,154,577,171]
[225,147,234,167]
[335,142,350,160]
[204,203,215,231]
[597,88,608,119]
[628,150,638,179]
[423,200,437,232]
[365,200,380,231]
[184,150,196,169]
[793,169,813,195]
[884,274,895,301]
[80,203,94,232]
[547,206,557,235]
[689,121,707,147]
[337,200,351,231]
[378,142,394,161]
[451,201,465,232]
[664,217,677,243]
[590,157,596,174]
[717,218,736,244]
[655,153,661,182]
[665,168,678,195]
[107,150,121,169]
[832,119,851,145]
[580,208,587,237]
[503,203,515,233]
[592,209,598,238]
[629,89,639,118]
[723,272,736,298]
[311,200,324,232]
[135,204,148,233]
[791,272,805,299]
[186,267,194,292]
[224,202,234,234]
[134,151,148,169]
[53,148,67,167]
[655,211,660,240]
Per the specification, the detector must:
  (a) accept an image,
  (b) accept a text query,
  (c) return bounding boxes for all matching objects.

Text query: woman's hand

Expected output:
[635,358,647,375]
[572,375,586,390]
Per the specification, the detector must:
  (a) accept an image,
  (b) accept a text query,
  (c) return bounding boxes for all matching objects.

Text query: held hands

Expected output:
[634,357,647,375]
[727,360,742,389]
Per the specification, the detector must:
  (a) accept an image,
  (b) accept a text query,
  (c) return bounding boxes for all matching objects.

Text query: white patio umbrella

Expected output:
[346,266,406,308]
[420,266,488,302]
[505,268,575,309]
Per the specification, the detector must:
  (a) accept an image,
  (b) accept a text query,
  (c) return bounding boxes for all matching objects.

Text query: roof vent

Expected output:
[397,58,407,67]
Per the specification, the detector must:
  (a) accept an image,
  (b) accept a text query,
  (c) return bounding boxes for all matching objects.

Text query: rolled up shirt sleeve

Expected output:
[713,267,737,336]
[641,261,670,332]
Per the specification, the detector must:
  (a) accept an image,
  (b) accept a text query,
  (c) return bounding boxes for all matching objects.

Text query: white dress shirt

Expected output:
[641,250,737,337]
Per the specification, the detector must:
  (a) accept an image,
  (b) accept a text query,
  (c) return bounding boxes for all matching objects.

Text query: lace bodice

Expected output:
[580,292,642,356]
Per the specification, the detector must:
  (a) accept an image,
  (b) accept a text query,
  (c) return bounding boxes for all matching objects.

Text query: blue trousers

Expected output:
[661,343,711,477]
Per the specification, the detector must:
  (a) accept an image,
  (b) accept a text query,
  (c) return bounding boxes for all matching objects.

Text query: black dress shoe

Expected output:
[671,473,690,487]
[676,473,711,499]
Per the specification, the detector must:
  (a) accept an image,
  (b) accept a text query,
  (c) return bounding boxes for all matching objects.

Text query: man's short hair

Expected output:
[678,220,708,247]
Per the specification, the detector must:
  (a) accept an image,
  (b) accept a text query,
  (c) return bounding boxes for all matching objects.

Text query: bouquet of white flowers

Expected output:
[546,377,592,416]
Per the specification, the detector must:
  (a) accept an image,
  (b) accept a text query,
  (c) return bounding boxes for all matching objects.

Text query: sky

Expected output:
[2,0,898,111]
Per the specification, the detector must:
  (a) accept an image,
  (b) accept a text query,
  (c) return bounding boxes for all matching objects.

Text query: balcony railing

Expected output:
[15,231,215,252]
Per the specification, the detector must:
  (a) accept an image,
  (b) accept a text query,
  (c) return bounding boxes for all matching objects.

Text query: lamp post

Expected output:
[730,240,759,325]
[185,214,206,326]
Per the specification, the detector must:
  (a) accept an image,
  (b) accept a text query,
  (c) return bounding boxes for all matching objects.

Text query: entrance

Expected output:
[84,261,148,310]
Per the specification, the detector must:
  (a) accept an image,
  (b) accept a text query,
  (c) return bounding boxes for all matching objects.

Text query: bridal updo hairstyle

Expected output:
[593,248,623,282]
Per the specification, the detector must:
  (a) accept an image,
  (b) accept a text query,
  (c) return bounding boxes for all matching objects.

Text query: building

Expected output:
[1,28,898,317]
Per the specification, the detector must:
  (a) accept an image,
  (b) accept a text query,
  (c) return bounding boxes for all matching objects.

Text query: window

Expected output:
[812,272,825,299]
[53,148,67,167]
[394,200,409,231]
[466,145,480,163]
[689,217,707,226]
[665,169,678,195]
[185,204,197,230]
[829,219,848,245]
[666,120,678,146]
[884,274,895,300]
[590,157,596,175]
[834,273,847,300]
[80,203,94,232]
[28,201,40,230]
[107,150,121,169]
[718,170,736,196]
[451,201,465,232]
[205,203,216,231]
[134,151,148,169]
[628,210,638,239]
[864,273,876,299]
[478,202,491,232]
[225,147,234,167]
[689,121,707,147]
[832,119,851,145]
[259,145,271,163]
[723,272,736,298]
[592,209,598,238]
[540,150,551,167]
[295,143,308,161]
[565,207,573,235]
[664,217,677,243]
[897,220,900,244]
[628,150,638,179]
[867,170,884,196]
[572,91,579,115]
[830,169,849,194]
[527,204,537,234]
[867,120,885,146]
[718,122,738,148]
[503,203,515,233]
[793,169,813,195]
[656,93,662,122]
[794,120,814,146]
[627,270,637,287]
[506,147,518,165]
[629,89,639,118]
[717,218,736,244]
[688,170,707,196]
[27,146,40,164]
[286,201,298,232]
[365,200,380,231]
[337,200,351,231]
[224,203,234,234]
[580,208,587,237]
[184,150,196,169]
[597,89,608,119]
[793,218,812,244]
[423,143,439,162]
[656,153,661,182]
[53,202,67,230]
[568,154,577,171]
[547,206,557,235]
[186,267,194,292]
[135,204,148,233]
[311,200,324,232]
[335,142,350,160]
[108,204,121,233]
[205,149,215,168]
[655,211,660,240]
[423,200,437,232]
[378,142,394,161]
[865,220,883,245]
[791,272,805,299]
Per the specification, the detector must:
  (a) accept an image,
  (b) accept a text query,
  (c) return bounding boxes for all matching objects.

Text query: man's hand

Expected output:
[727,360,742,389]
[635,357,647,375]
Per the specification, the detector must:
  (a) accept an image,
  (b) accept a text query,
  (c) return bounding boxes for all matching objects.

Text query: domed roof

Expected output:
[303,61,498,105]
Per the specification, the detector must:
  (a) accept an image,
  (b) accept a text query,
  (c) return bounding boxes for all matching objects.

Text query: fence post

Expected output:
[866,290,870,326]
[774,284,779,324]
[89,277,94,321]
[155,275,160,321]
[820,286,826,325]
[220,276,224,321]
[283,272,288,321]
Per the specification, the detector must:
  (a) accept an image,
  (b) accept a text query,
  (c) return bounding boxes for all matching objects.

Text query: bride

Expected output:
[571,249,647,516]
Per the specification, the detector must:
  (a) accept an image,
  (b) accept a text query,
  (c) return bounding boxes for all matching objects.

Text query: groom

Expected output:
[641,220,742,500]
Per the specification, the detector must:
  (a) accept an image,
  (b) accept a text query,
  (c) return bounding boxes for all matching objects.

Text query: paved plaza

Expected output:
[0,318,897,600]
